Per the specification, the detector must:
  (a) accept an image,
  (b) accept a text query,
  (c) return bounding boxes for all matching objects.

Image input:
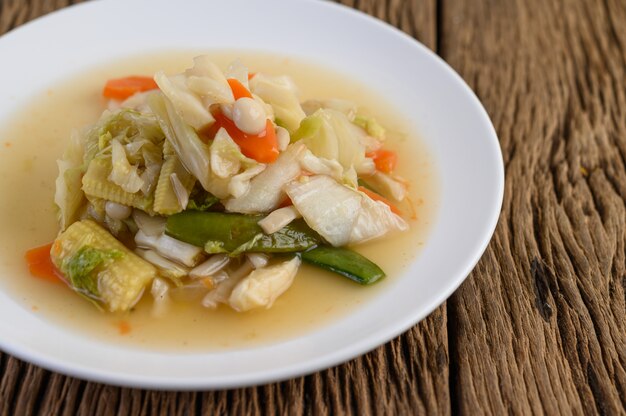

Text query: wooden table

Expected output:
[1,0,625,414]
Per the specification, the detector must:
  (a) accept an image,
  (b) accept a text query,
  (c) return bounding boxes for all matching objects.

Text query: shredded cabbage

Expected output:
[210,128,259,179]
[55,131,86,230]
[154,72,214,131]
[292,109,369,174]
[229,257,300,312]
[109,139,144,193]
[224,143,305,213]
[249,73,306,133]
[285,175,407,246]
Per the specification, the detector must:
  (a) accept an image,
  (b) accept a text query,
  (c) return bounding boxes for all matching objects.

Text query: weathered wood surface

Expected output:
[0,0,624,414]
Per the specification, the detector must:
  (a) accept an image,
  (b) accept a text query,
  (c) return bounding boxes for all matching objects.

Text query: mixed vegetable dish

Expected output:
[25,56,414,314]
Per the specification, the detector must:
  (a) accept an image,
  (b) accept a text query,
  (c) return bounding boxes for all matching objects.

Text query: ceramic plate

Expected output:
[0,0,503,389]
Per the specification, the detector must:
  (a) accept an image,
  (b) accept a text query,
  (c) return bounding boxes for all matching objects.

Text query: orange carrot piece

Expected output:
[358,186,402,215]
[247,72,256,80]
[227,78,253,100]
[117,320,132,335]
[25,243,61,283]
[366,149,397,173]
[208,109,279,163]
[103,76,158,100]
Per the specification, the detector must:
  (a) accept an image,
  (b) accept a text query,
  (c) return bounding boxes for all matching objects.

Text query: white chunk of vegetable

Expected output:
[209,128,255,179]
[224,59,249,89]
[135,249,189,280]
[132,210,166,237]
[135,230,203,267]
[189,254,230,279]
[350,191,408,244]
[285,175,407,246]
[246,253,270,269]
[109,139,144,193]
[248,74,306,132]
[150,277,171,318]
[366,172,408,201]
[258,206,302,234]
[284,175,361,246]
[105,201,132,221]
[229,257,300,312]
[170,173,190,209]
[154,72,214,131]
[228,164,266,198]
[232,97,266,135]
[298,148,344,181]
[55,130,85,230]
[275,126,290,151]
[224,143,305,213]
[202,260,254,309]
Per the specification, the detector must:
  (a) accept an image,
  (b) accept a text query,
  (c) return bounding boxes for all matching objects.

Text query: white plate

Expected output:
[0,0,503,389]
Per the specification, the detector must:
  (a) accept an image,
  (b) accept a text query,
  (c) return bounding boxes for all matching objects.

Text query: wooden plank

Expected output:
[441,0,626,413]
[0,1,445,415]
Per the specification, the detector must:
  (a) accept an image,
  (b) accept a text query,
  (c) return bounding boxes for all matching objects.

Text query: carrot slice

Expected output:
[358,186,402,215]
[206,109,279,163]
[227,78,253,100]
[247,72,256,80]
[103,76,158,100]
[366,149,397,173]
[25,243,61,283]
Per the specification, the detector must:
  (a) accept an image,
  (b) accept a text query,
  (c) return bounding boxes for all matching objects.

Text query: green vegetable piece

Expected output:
[167,211,261,251]
[187,187,219,212]
[353,115,386,140]
[291,116,322,142]
[61,246,123,298]
[301,246,385,285]
[248,219,320,253]
[166,212,320,254]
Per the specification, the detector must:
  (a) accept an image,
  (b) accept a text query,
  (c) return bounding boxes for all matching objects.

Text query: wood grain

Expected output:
[442,0,626,414]
[1,0,625,414]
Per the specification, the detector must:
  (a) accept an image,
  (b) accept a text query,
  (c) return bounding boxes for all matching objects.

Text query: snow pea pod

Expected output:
[301,246,385,285]
[165,211,320,254]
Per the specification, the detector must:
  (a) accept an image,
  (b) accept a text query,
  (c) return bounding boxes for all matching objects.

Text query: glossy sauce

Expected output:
[0,52,438,351]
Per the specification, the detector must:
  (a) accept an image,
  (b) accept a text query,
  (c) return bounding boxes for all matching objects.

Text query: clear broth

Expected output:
[0,52,438,351]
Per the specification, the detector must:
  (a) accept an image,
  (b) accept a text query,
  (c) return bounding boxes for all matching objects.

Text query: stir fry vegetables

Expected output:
[33,56,413,314]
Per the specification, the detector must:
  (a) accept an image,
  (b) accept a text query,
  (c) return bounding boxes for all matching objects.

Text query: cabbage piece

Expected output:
[224,143,305,214]
[202,260,254,309]
[285,175,407,246]
[210,128,259,179]
[83,109,164,166]
[185,55,234,105]
[149,93,213,191]
[109,139,144,193]
[284,175,361,246]
[150,277,171,317]
[366,171,408,201]
[55,130,86,230]
[292,109,369,173]
[120,91,153,113]
[298,148,344,182]
[353,114,386,140]
[249,74,305,132]
[228,164,266,198]
[154,72,214,131]
[229,257,300,312]
[350,190,408,243]
[301,98,357,120]
[224,59,249,89]
[257,206,301,234]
